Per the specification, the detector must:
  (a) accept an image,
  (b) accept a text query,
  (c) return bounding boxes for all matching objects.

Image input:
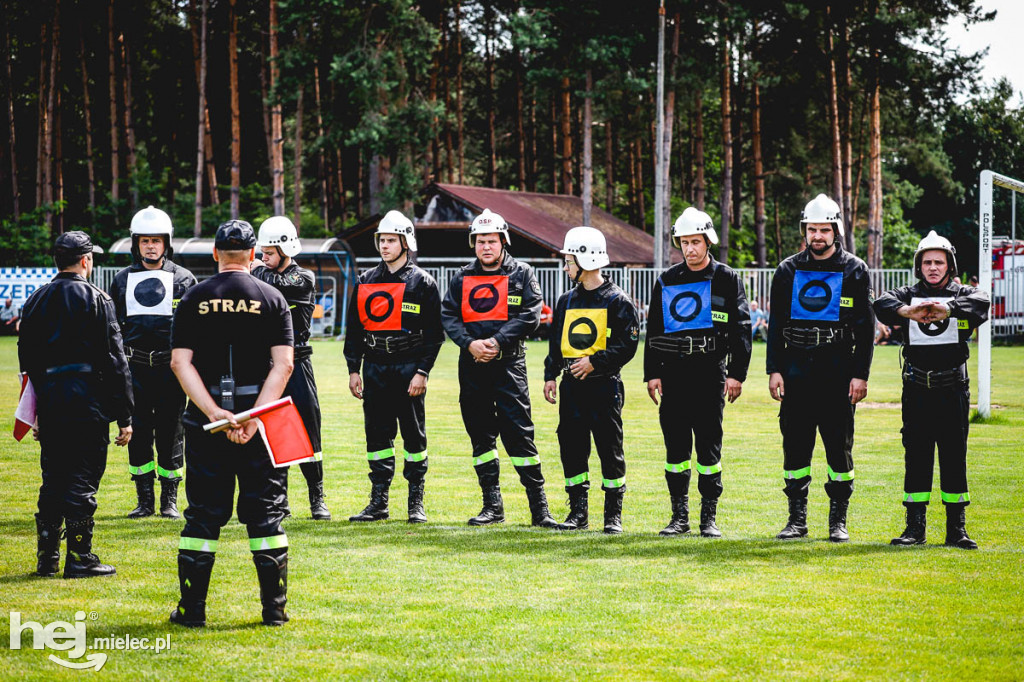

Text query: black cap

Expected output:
[53,230,103,257]
[214,220,256,250]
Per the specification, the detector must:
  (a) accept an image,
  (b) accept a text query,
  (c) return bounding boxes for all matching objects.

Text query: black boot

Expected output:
[349,482,390,522]
[468,485,505,526]
[828,499,850,543]
[700,498,722,538]
[253,552,289,626]
[169,551,215,627]
[659,495,690,536]
[776,497,808,540]
[160,479,181,519]
[556,487,589,531]
[891,503,927,546]
[407,480,427,524]
[603,488,624,535]
[35,514,62,577]
[525,486,557,528]
[944,504,978,550]
[127,477,155,519]
[63,519,116,578]
[308,481,332,521]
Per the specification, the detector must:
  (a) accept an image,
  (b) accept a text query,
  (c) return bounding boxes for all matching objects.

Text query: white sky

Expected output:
[943,0,1024,101]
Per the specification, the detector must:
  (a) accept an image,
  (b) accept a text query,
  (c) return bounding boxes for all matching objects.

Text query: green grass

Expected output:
[2,337,1022,680]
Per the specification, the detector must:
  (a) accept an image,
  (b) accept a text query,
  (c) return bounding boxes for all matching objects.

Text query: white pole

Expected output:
[654,0,666,269]
[978,170,993,419]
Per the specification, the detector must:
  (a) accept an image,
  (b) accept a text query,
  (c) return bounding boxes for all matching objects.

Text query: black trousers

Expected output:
[458,356,544,489]
[557,374,626,492]
[778,374,856,501]
[901,380,970,506]
[127,362,185,480]
[37,414,109,524]
[180,422,287,544]
[285,355,323,488]
[660,360,726,500]
[362,360,428,485]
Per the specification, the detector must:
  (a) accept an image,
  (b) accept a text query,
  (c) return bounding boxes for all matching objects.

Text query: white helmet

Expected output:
[560,226,610,271]
[469,208,511,247]
[257,216,301,258]
[130,206,173,238]
[800,193,845,238]
[672,207,719,248]
[376,210,417,252]
[914,230,957,280]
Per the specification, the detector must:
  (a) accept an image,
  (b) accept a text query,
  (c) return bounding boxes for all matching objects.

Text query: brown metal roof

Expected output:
[431,184,676,265]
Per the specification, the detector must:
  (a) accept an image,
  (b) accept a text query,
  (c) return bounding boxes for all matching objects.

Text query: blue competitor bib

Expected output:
[791,270,843,322]
[661,281,713,332]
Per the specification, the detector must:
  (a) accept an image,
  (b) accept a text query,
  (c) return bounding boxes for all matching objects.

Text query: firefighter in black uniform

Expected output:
[767,194,875,542]
[19,231,133,578]
[253,216,330,520]
[109,206,197,520]
[344,211,443,523]
[169,220,294,627]
[874,231,989,549]
[442,209,557,528]
[543,227,639,534]
[645,208,751,538]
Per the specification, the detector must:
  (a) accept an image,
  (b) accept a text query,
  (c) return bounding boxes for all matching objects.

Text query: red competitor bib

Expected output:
[461,275,509,322]
[357,282,405,331]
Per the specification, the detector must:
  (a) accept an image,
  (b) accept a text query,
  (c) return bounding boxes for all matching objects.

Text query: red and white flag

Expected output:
[14,373,36,442]
[203,396,315,468]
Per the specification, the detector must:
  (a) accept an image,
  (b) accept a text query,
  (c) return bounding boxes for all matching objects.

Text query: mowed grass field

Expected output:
[1,336,1022,680]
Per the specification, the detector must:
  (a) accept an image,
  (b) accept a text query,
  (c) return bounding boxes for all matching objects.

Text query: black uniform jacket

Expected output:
[441,252,542,357]
[873,279,990,371]
[19,272,134,427]
[766,244,875,381]
[643,257,752,383]
[109,260,197,352]
[344,260,444,375]
[543,279,640,382]
[252,262,315,346]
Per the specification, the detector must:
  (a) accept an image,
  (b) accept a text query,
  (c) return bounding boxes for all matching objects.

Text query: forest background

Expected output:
[3,0,1024,275]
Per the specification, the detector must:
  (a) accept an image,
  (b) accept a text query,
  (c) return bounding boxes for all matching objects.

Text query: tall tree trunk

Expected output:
[428,4,441,183]
[36,20,48,209]
[313,61,328,227]
[659,12,680,266]
[485,12,496,187]
[194,0,207,237]
[826,5,843,210]
[120,33,138,209]
[189,0,218,205]
[78,29,94,218]
[581,70,593,225]
[368,155,381,215]
[528,88,537,191]
[269,0,285,214]
[627,135,638,227]
[43,0,59,232]
[106,1,119,204]
[866,1,883,268]
[441,8,454,183]
[293,82,304,230]
[560,75,572,195]
[229,0,240,219]
[635,135,645,229]
[335,148,346,223]
[732,28,744,243]
[839,10,855,251]
[356,148,364,218]
[694,90,705,210]
[5,18,20,218]
[752,65,766,267]
[513,15,526,191]
[54,67,63,234]
[550,94,558,194]
[773,193,782,263]
[454,0,464,183]
[259,38,273,184]
[604,120,614,210]
[719,27,733,262]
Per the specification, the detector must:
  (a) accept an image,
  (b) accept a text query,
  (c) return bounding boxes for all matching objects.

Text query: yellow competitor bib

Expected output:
[561,308,608,358]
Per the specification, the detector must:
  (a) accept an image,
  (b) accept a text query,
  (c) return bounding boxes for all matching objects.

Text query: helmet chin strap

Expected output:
[142,255,164,265]
[572,256,583,284]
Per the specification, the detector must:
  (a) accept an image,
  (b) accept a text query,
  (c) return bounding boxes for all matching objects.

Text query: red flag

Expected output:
[13,374,36,442]
[255,400,316,468]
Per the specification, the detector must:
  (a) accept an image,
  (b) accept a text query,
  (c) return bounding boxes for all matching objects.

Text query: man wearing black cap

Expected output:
[169,220,295,627]
[19,231,134,578]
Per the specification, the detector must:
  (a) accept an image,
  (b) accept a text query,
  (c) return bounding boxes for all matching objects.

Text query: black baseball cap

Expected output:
[53,230,103,257]
[214,220,257,250]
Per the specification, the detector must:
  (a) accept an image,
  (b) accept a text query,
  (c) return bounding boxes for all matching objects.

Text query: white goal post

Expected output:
[978,170,1024,418]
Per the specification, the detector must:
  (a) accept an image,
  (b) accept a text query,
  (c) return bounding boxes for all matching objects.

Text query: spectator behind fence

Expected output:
[750,300,769,341]
[1,298,20,335]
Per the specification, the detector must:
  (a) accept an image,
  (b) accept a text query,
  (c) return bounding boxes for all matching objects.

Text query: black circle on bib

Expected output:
[797,279,833,313]
[918,319,951,337]
[365,291,395,322]
[134,277,167,308]
[567,317,599,350]
[468,283,500,313]
[669,291,703,323]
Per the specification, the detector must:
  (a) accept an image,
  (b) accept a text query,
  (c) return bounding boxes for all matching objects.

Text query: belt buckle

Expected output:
[680,337,693,355]
[365,334,377,349]
[695,337,708,354]
[384,337,394,353]
[147,351,155,367]
[926,370,932,389]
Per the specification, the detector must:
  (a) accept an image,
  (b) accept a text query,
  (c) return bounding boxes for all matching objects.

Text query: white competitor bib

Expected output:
[126,270,174,317]
[908,296,958,345]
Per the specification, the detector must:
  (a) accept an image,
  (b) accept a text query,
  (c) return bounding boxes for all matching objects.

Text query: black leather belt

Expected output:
[494,342,525,361]
[365,332,423,354]
[45,363,92,375]
[126,347,172,367]
[783,327,845,349]
[294,345,313,361]
[903,363,966,389]
[649,335,717,356]
[208,384,260,397]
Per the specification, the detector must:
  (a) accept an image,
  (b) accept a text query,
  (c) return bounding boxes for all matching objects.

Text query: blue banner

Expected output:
[661,281,713,332]
[790,270,843,322]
